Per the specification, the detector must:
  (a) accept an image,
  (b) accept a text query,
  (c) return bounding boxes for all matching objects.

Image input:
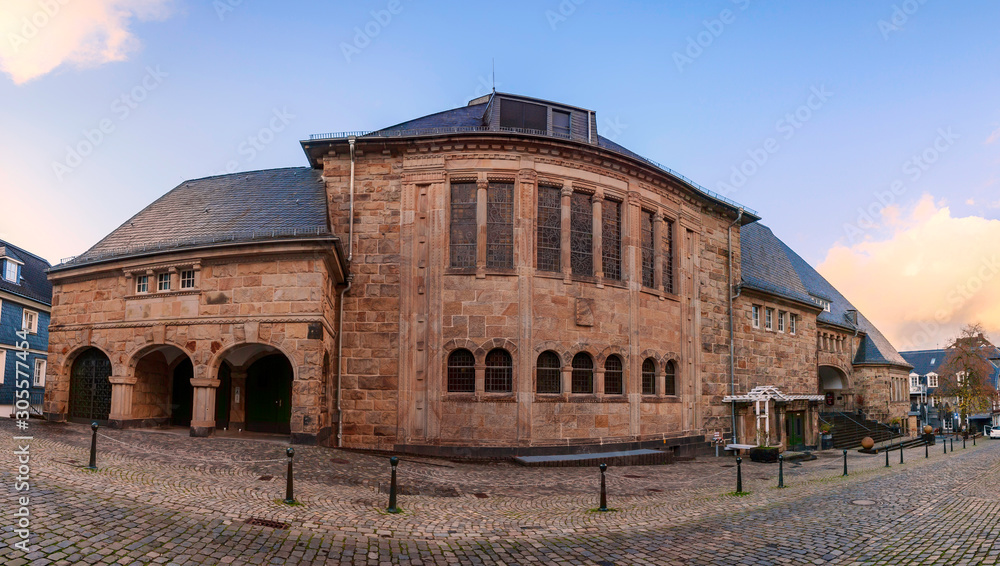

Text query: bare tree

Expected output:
[935,323,998,430]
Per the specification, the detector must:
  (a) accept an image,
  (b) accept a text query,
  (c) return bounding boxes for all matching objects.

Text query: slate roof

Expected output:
[740,223,910,368]
[57,168,330,269]
[900,349,948,376]
[0,240,52,306]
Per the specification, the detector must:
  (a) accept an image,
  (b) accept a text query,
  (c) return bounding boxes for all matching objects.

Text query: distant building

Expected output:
[0,240,52,417]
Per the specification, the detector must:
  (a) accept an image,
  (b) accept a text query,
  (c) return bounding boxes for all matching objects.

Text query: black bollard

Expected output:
[944,438,947,455]
[899,442,904,464]
[87,422,99,471]
[283,447,296,504]
[973,434,976,446]
[885,446,890,468]
[963,436,966,449]
[387,456,400,513]
[925,438,929,458]
[598,463,608,511]
[842,449,848,477]
[950,438,954,452]
[777,454,785,488]
[736,457,743,493]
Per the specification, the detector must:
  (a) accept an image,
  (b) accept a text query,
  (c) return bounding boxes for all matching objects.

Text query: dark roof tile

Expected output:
[0,240,52,306]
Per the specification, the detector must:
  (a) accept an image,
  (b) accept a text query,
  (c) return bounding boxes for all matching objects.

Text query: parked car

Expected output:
[989,428,1000,440]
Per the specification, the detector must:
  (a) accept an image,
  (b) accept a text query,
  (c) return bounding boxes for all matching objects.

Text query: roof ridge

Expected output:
[0,239,51,266]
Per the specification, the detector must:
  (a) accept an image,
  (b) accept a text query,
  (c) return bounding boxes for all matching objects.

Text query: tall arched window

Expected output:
[485,349,513,393]
[604,355,623,395]
[536,351,561,394]
[447,349,475,392]
[571,352,593,394]
[642,358,656,395]
[664,360,677,396]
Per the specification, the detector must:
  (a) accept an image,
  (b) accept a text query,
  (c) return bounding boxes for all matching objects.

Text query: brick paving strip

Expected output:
[3,421,999,565]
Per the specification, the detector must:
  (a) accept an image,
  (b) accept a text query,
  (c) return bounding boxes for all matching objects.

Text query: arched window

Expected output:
[642,358,656,395]
[447,349,475,392]
[536,351,561,394]
[604,355,623,395]
[485,349,513,393]
[664,360,677,396]
[571,353,593,394]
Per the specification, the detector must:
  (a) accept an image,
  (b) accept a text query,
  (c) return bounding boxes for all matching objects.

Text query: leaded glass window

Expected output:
[536,186,562,272]
[571,352,593,394]
[487,182,514,269]
[602,199,621,281]
[642,358,656,395]
[570,193,593,276]
[449,182,478,269]
[604,355,623,395]
[663,218,675,293]
[641,210,655,288]
[485,349,513,393]
[664,360,677,396]
[447,349,475,392]
[536,351,561,393]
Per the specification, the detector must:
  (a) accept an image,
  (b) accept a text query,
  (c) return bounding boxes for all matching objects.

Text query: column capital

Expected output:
[190,378,221,388]
[561,185,574,197]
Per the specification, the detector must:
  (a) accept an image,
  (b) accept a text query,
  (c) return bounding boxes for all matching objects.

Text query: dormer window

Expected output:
[552,110,571,138]
[499,99,547,132]
[3,259,18,283]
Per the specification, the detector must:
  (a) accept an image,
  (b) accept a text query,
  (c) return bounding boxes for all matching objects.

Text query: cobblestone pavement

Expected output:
[2,420,999,565]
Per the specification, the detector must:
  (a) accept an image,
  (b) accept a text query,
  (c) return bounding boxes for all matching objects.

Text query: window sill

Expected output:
[443,393,516,402]
[641,396,681,403]
[126,289,201,299]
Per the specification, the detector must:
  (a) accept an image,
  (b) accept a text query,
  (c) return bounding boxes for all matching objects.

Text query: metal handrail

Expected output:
[307,126,758,216]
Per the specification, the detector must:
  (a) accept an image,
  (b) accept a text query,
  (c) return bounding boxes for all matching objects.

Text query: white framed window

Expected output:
[22,309,38,334]
[3,260,18,283]
[928,373,938,388]
[765,307,774,331]
[789,313,797,335]
[180,269,195,289]
[157,272,171,291]
[33,358,46,387]
[910,374,919,389]
[751,305,760,328]
[956,371,965,385]
[136,275,148,293]
[0,349,5,384]
[777,310,786,333]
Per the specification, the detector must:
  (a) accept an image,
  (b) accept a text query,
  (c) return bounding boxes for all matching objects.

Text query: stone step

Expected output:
[513,448,673,467]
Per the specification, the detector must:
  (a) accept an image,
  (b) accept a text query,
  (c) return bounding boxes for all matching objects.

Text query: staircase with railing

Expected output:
[820,411,905,449]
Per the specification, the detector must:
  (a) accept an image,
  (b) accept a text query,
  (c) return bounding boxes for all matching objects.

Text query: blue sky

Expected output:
[1,0,998,347]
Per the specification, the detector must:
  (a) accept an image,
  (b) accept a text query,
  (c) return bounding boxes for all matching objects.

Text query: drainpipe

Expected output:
[335,136,357,447]
[728,208,744,444]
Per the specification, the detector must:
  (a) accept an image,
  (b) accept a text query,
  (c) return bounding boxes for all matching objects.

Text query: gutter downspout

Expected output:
[336,136,357,447]
[728,208,744,444]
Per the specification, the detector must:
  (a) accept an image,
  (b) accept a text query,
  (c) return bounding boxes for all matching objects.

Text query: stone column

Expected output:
[190,377,221,437]
[561,364,572,399]
[476,178,488,278]
[108,375,137,427]
[592,192,604,284]
[229,368,247,431]
[560,184,572,284]
[475,363,485,396]
[594,367,605,398]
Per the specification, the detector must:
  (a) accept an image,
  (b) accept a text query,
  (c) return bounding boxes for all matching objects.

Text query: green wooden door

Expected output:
[787,412,805,449]
[246,355,292,434]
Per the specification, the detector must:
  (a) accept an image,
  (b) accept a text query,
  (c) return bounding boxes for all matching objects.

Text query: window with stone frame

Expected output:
[752,305,760,328]
[447,349,475,393]
[765,307,774,330]
[570,192,593,276]
[789,313,797,335]
[486,182,514,269]
[571,352,594,394]
[136,275,148,294]
[484,348,513,393]
[664,360,677,396]
[180,269,196,289]
[640,210,655,288]
[604,355,624,395]
[641,358,656,395]
[157,272,171,292]
[449,182,478,269]
[778,310,786,333]
[536,186,562,272]
[663,218,675,293]
[601,199,622,281]
[536,351,562,394]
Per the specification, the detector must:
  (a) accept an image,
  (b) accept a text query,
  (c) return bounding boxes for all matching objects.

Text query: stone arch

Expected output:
[61,343,114,380]
[443,339,483,364]
[533,341,570,367]
[638,349,661,372]
[595,345,628,366]
[208,341,299,382]
[819,365,850,390]
[67,346,113,423]
[480,337,518,356]
[125,342,196,427]
[568,343,599,366]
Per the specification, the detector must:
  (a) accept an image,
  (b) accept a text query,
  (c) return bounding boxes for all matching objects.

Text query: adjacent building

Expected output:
[44,91,909,455]
[1,240,52,417]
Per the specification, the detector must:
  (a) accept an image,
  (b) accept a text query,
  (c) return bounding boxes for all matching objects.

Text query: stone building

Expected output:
[44,92,909,454]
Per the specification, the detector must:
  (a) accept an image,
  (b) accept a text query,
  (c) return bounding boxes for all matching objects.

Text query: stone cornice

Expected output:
[48,315,336,337]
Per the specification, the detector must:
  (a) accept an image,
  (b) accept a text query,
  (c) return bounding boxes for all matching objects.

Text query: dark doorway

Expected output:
[215,362,231,429]
[786,411,805,450]
[246,354,293,434]
[170,359,194,426]
[69,348,112,422]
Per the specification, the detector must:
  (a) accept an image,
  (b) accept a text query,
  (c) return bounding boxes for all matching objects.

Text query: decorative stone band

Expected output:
[47,315,335,338]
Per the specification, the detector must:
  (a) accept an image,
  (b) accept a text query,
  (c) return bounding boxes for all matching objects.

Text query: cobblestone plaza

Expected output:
[3,419,999,565]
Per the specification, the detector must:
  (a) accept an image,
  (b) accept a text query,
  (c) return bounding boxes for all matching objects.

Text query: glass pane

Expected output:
[663,219,674,293]
[536,351,561,393]
[485,349,512,393]
[641,211,654,287]
[601,200,621,281]
[642,358,656,395]
[664,361,676,396]
[523,102,547,131]
[536,186,561,272]
[486,182,514,269]
[447,349,475,392]
[570,193,593,276]
[604,356,623,395]
[450,183,478,268]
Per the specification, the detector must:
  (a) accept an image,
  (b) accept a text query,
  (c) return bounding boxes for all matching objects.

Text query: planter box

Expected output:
[749,446,779,463]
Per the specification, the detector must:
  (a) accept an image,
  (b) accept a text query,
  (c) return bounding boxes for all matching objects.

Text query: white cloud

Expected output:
[987,125,1000,145]
[819,193,1000,351]
[0,0,174,85]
